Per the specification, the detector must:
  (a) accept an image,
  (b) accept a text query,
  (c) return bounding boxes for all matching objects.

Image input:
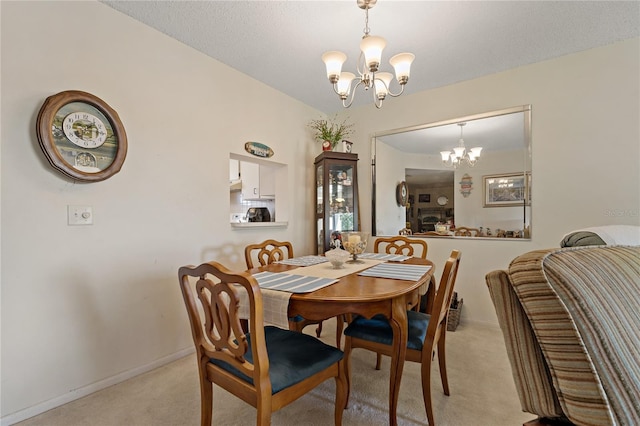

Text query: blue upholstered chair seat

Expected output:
[344,310,431,351]
[211,326,344,394]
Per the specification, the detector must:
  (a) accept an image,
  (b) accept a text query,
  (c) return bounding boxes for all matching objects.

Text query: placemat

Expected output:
[358,253,410,262]
[358,263,433,282]
[276,255,328,266]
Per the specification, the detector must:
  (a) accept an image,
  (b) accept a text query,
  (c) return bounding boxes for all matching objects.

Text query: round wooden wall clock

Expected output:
[396,181,408,206]
[36,90,127,182]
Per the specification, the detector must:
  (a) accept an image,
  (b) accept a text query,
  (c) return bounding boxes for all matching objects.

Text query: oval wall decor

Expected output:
[245,141,274,158]
[459,173,473,198]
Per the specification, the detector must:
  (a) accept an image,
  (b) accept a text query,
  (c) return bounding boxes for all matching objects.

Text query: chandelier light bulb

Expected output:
[322,51,347,83]
[337,72,356,97]
[389,53,414,84]
[360,35,386,72]
[470,147,483,157]
[374,72,393,99]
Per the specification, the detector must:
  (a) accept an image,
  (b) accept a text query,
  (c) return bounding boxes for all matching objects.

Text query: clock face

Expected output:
[63,112,108,148]
[37,91,127,182]
[437,195,449,206]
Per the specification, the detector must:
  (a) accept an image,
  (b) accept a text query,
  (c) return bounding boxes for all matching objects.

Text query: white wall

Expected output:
[454,149,527,231]
[1,1,322,422]
[374,141,407,235]
[340,36,640,337]
[1,1,638,423]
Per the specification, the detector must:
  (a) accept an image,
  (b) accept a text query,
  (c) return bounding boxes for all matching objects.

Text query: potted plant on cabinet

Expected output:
[308,115,354,151]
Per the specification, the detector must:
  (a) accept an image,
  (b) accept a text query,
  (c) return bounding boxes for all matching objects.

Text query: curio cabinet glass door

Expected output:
[314,151,359,254]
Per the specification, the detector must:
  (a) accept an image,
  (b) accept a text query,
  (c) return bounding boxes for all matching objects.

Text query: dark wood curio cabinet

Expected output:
[314,151,359,254]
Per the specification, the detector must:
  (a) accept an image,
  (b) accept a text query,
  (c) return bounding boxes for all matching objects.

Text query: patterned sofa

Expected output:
[486,245,640,426]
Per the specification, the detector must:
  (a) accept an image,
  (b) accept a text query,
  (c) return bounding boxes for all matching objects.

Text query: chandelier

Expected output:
[440,123,483,168]
[321,0,415,109]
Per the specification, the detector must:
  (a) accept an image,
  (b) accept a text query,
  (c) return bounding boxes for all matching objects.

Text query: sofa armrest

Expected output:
[486,270,564,418]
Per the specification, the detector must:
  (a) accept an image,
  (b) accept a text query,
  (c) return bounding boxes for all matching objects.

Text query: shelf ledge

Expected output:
[231,221,288,229]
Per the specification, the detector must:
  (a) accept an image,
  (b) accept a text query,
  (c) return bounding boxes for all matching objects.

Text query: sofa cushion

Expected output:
[560,231,606,248]
[486,270,564,418]
[508,246,640,426]
[560,225,640,247]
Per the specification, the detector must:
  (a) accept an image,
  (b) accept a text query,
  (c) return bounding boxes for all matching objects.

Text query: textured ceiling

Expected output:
[101,1,639,114]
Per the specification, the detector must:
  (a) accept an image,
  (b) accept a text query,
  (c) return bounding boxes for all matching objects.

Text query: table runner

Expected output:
[237,286,292,329]
[284,258,383,280]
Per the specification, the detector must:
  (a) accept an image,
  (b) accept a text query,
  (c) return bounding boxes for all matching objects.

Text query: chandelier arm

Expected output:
[341,79,365,108]
[386,84,405,98]
[373,75,406,97]
[331,83,341,97]
[374,97,383,109]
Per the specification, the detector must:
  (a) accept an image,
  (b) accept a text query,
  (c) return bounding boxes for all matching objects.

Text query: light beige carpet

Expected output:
[16,319,533,425]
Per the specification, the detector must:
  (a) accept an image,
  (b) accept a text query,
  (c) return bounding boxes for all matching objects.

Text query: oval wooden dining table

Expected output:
[252,257,435,426]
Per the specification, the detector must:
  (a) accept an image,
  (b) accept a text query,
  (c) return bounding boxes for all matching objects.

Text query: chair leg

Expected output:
[200,375,213,426]
[256,393,271,426]
[343,338,353,408]
[375,353,382,370]
[336,315,344,348]
[437,333,450,396]
[420,353,435,426]
[334,361,348,425]
[316,320,323,337]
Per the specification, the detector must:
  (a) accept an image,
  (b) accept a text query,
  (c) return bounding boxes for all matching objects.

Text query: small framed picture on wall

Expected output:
[418,193,430,203]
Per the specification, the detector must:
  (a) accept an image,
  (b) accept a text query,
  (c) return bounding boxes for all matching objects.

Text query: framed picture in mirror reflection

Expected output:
[483,172,531,207]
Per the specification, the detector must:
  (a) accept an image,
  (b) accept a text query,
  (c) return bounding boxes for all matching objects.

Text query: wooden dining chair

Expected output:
[374,235,428,259]
[178,261,347,426]
[336,235,430,348]
[376,234,430,311]
[342,250,462,426]
[244,239,294,269]
[244,239,323,337]
[453,226,480,237]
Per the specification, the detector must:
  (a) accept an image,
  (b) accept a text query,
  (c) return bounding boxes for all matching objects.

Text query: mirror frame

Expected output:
[371,105,532,239]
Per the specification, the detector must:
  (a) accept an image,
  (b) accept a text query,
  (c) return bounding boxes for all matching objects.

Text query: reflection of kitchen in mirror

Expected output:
[373,105,531,239]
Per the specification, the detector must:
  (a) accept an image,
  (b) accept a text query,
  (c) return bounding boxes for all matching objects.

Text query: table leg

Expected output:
[388,297,408,426]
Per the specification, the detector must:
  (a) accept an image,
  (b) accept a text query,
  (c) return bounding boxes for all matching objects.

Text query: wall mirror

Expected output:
[372,105,531,240]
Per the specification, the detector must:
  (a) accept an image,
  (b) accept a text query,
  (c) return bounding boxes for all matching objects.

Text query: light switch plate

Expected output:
[68,205,93,225]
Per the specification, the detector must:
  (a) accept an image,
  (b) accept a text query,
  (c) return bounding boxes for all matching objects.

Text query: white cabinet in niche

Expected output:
[241,161,260,200]
[229,159,240,181]
[240,161,275,200]
[259,166,275,198]
[229,154,288,229]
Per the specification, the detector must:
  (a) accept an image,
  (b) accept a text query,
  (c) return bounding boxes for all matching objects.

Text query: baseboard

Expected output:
[1,347,194,426]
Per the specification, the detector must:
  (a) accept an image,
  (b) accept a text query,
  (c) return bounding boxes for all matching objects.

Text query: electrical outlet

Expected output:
[68,205,93,225]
